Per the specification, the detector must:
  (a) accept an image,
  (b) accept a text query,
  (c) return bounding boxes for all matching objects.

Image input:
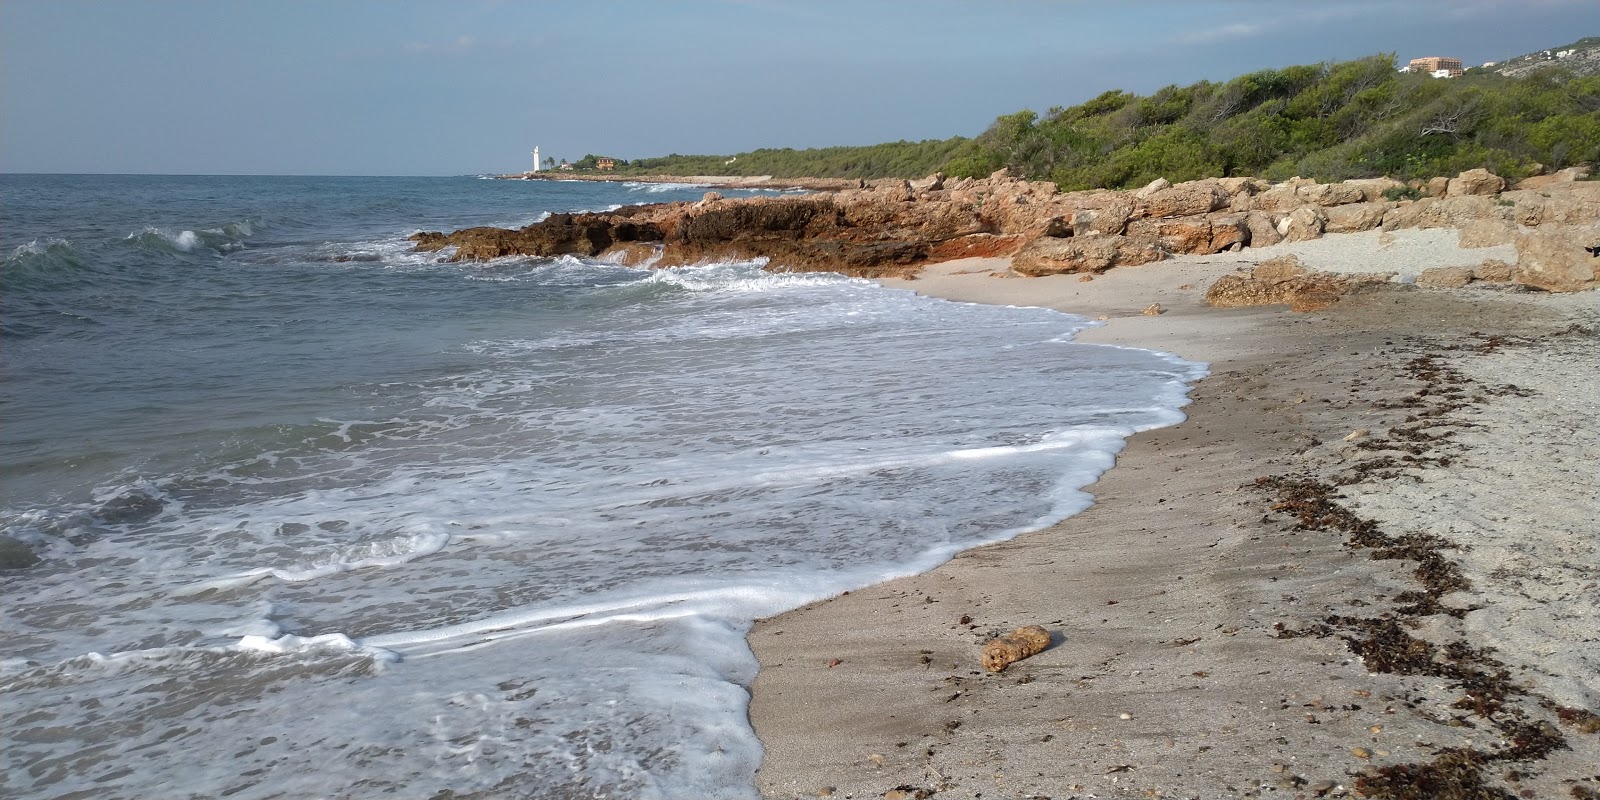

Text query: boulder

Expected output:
[695,191,724,208]
[1280,205,1328,242]
[1425,176,1451,197]
[1042,216,1074,238]
[1135,177,1171,198]
[1012,234,1165,276]
[1136,180,1229,219]
[1296,182,1367,207]
[1342,178,1408,202]
[1447,168,1507,197]
[1474,259,1516,282]
[1244,211,1283,248]
[1205,255,1388,312]
[1457,218,1516,248]
[1381,196,1502,231]
[1503,183,1600,226]
[1323,202,1390,234]
[1512,227,1600,292]
[1062,192,1135,236]
[1207,213,1251,252]
[1253,185,1308,214]
[1416,266,1475,288]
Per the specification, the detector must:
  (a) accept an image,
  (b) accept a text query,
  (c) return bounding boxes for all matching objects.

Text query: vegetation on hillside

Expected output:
[583,53,1598,190]
[610,138,970,180]
[945,54,1599,189]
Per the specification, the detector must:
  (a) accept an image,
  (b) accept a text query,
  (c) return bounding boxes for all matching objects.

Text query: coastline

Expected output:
[493,171,860,192]
[746,243,1599,797]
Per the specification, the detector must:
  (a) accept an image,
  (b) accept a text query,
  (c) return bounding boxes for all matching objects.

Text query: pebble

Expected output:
[1309,779,1337,795]
[817,788,835,798]
[1119,712,1133,720]
[1351,746,1372,759]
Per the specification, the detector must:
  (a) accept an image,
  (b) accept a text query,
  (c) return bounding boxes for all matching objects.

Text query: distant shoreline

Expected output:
[492,171,860,192]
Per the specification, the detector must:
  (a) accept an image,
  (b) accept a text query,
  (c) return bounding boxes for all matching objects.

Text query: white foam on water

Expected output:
[1,258,1205,799]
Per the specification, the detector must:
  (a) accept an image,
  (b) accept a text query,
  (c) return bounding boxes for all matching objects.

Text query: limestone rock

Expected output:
[1064,193,1135,236]
[695,191,724,208]
[1137,180,1229,219]
[1381,196,1502,231]
[1141,303,1164,316]
[1012,234,1165,276]
[1296,182,1366,207]
[1447,168,1507,197]
[1135,177,1171,198]
[1457,218,1516,248]
[1474,259,1515,282]
[1425,176,1451,197]
[1126,213,1246,255]
[1416,266,1475,288]
[1205,255,1382,312]
[1342,177,1407,202]
[1244,211,1283,248]
[1323,202,1389,234]
[1253,185,1308,214]
[1513,227,1600,292]
[1280,205,1328,242]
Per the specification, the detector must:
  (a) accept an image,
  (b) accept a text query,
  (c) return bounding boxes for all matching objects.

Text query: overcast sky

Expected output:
[3,0,1596,175]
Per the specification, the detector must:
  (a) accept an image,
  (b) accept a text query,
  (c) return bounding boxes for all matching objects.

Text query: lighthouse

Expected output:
[531,146,542,173]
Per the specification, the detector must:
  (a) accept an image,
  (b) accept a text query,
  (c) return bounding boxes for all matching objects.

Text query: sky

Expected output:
[3,0,1597,176]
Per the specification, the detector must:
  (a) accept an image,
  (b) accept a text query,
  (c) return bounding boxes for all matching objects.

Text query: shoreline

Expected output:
[746,244,1599,797]
[492,171,860,192]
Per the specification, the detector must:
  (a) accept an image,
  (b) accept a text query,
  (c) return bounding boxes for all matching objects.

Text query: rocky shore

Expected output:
[422,167,1599,295]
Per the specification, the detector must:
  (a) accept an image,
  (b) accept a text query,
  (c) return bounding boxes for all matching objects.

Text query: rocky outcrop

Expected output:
[1205,255,1391,312]
[1447,168,1508,197]
[1512,226,1600,292]
[1012,235,1165,276]
[415,166,1598,291]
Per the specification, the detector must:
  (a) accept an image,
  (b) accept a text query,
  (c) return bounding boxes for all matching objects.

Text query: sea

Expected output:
[0,174,1205,799]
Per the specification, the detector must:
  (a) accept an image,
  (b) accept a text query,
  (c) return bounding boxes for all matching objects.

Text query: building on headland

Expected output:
[1405,56,1464,78]
[597,157,616,171]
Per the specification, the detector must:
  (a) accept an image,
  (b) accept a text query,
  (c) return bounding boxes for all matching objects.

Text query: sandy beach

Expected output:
[748,231,1599,799]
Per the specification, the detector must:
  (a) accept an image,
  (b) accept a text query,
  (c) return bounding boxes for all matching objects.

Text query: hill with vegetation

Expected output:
[593,51,1598,191]
[1481,37,1600,79]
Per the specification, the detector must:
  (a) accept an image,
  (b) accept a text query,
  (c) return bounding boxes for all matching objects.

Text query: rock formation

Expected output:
[413,168,1600,292]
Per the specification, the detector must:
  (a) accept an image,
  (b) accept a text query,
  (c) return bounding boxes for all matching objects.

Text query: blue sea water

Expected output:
[0,174,1205,799]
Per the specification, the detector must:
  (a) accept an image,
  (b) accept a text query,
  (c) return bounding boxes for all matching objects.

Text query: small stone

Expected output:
[818,788,835,798]
[868,753,886,767]
[1309,779,1336,796]
[1119,712,1133,720]
[1351,746,1371,759]
[1343,429,1370,442]
[885,791,910,800]
[1368,725,1383,735]
[1142,303,1164,316]
[1079,274,1094,282]
[1271,763,1287,773]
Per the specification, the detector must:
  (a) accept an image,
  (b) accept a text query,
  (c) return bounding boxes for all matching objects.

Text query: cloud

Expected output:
[1171,22,1272,46]
[403,35,478,56]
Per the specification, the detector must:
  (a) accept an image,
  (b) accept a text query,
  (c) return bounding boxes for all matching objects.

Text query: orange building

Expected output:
[1407,56,1464,77]
[597,157,616,171]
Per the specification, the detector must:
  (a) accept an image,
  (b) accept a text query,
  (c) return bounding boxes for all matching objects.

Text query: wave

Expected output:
[623,181,711,193]
[124,219,260,256]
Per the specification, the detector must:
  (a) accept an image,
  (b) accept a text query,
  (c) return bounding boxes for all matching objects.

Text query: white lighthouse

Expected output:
[531,146,542,173]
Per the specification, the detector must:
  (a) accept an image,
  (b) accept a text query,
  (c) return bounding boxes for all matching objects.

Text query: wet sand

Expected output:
[748,240,1599,799]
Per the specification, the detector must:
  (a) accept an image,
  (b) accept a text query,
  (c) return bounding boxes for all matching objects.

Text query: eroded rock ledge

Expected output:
[413,167,1600,291]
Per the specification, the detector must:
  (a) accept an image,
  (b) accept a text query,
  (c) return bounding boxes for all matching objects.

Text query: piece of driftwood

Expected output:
[980,625,1051,672]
